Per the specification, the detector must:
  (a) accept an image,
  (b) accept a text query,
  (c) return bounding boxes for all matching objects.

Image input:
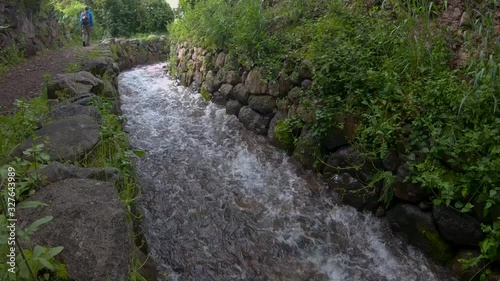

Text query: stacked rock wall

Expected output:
[101,35,170,71]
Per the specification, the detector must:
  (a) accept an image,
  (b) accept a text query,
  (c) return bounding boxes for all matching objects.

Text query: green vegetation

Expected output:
[0,98,50,160]
[274,118,301,154]
[170,0,499,274]
[84,97,148,281]
[0,45,25,78]
[0,141,68,280]
[51,0,174,38]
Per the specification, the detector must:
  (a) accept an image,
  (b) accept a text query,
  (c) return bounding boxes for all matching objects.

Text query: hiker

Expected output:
[80,7,94,47]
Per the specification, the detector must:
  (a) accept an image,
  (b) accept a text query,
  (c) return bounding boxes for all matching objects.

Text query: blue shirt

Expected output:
[80,10,94,28]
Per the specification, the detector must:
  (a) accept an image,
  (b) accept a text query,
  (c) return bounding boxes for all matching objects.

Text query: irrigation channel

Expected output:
[118,63,457,281]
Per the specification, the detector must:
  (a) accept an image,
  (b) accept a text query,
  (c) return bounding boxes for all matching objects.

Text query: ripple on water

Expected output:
[118,64,457,281]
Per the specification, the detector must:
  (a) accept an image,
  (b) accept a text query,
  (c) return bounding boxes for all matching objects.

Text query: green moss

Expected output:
[200,88,212,101]
[110,44,120,61]
[274,119,295,153]
[417,224,454,264]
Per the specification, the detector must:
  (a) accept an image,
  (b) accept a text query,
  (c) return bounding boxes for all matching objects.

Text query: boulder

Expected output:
[298,60,313,80]
[14,116,100,162]
[323,146,379,184]
[241,71,249,84]
[238,106,271,135]
[288,87,303,102]
[433,204,484,246]
[276,98,290,115]
[226,70,240,85]
[296,103,315,124]
[394,164,429,203]
[248,95,276,115]
[321,126,348,152]
[205,70,222,93]
[267,82,279,97]
[292,127,322,171]
[386,203,454,264]
[18,179,131,281]
[70,93,96,105]
[325,172,379,212]
[301,79,312,89]
[382,151,399,173]
[245,70,268,94]
[342,115,360,142]
[45,104,100,123]
[226,100,243,116]
[81,57,118,77]
[193,71,203,89]
[267,112,285,146]
[278,74,292,97]
[219,84,234,100]
[35,161,120,186]
[215,52,226,70]
[231,83,249,104]
[211,91,226,106]
[47,71,104,100]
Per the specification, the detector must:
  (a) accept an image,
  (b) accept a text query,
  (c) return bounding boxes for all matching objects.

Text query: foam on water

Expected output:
[118,63,456,281]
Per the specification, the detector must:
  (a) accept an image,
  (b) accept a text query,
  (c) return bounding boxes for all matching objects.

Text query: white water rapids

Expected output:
[118,64,457,281]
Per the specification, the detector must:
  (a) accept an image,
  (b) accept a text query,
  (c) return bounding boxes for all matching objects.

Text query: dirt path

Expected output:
[0,45,95,115]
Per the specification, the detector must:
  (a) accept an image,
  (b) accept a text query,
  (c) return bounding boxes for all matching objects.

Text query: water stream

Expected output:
[118,64,457,281]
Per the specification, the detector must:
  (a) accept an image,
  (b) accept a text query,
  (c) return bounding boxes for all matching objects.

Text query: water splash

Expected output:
[118,64,456,281]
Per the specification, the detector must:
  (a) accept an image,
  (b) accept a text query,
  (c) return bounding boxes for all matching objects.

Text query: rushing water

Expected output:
[118,64,457,281]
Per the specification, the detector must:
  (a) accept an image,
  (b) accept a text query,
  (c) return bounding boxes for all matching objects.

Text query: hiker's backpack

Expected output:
[81,11,90,26]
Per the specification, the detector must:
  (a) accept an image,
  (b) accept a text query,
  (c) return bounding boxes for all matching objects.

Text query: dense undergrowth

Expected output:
[50,0,174,38]
[169,0,499,276]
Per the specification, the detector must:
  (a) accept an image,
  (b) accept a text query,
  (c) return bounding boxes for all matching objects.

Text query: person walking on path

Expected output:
[80,7,94,47]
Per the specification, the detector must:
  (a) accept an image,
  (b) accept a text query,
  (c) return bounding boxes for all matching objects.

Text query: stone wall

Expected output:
[169,42,491,279]
[0,2,69,57]
[101,35,170,71]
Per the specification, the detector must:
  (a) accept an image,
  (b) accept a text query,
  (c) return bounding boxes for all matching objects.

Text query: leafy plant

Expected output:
[0,165,66,280]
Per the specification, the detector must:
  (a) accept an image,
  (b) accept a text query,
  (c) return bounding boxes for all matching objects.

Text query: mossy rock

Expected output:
[109,45,120,61]
[417,224,454,264]
[274,119,295,153]
[387,204,454,265]
[200,88,212,101]
[292,127,323,171]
